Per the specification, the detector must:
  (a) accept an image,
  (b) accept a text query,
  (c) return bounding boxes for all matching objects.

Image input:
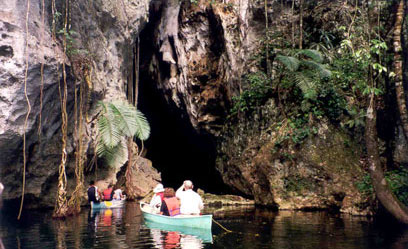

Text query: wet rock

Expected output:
[200,190,255,207]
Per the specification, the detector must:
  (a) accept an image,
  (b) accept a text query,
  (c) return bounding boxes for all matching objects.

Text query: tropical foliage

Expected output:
[96,100,150,166]
[227,0,408,223]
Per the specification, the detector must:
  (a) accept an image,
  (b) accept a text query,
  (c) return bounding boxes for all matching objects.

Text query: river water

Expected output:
[0,202,407,249]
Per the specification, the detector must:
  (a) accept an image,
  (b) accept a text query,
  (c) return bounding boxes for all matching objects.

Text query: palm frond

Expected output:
[276,55,300,72]
[134,110,150,140]
[294,73,318,100]
[109,101,138,137]
[96,140,126,166]
[96,100,151,166]
[302,60,332,79]
[98,111,122,148]
[110,100,150,140]
[296,49,323,63]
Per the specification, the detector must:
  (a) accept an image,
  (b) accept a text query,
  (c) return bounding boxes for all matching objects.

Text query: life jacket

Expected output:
[103,188,113,201]
[163,197,180,216]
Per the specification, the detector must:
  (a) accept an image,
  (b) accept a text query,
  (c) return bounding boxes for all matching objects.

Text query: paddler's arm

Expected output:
[176,183,185,198]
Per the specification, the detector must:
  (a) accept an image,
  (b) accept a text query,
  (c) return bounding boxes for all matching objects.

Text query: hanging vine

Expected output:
[67,54,91,214]
[53,0,69,218]
[38,0,45,137]
[17,0,31,221]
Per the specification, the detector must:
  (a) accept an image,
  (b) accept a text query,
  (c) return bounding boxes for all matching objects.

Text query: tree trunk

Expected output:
[126,138,138,200]
[291,0,295,48]
[264,0,271,77]
[394,0,408,140]
[299,0,303,49]
[365,95,408,224]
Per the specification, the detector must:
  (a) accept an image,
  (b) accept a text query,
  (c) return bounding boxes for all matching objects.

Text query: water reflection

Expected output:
[0,203,407,249]
[149,228,205,249]
[145,221,212,243]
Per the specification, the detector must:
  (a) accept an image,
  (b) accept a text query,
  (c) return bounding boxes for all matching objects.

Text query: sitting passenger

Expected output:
[176,180,203,215]
[160,188,180,216]
[103,184,114,201]
[150,184,165,213]
[113,188,124,200]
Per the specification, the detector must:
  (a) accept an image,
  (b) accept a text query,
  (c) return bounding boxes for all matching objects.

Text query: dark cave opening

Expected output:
[136,5,233,195]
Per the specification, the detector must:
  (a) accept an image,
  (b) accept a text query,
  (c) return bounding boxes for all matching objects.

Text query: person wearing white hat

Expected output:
[150,183,165,213]
[176,180,203,215]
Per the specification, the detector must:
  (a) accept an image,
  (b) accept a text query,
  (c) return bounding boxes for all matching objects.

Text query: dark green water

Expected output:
[0,202,407,249]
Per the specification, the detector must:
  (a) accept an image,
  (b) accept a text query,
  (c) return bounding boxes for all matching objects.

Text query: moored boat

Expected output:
[91,199,126,210]
[140,202,212,230]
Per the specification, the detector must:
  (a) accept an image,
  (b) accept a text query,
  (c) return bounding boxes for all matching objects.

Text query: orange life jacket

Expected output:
[103,188,113,200]
[164,197,180,216]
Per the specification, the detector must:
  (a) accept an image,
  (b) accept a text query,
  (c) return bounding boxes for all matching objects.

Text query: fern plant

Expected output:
[276,49,332,101]
[96,100,150,166]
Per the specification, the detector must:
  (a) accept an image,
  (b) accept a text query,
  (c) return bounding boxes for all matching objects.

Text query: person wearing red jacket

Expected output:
[160,188,180,216]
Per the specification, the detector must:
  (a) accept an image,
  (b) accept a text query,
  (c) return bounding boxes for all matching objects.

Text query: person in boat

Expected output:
[160,188,180,216]
[176,180,203,215]
[150,183,165,213]
[0,182,3,196]
[113,188,124,200]
[103,183,114,201]
[87,180,101,203]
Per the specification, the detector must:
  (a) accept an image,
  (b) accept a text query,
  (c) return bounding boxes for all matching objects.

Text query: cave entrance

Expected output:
[135,7,231,194]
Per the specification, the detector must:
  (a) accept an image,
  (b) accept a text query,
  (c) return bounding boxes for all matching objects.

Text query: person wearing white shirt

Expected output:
[150,183,165,214]
[113,188,124,200]
[176,180,203,215]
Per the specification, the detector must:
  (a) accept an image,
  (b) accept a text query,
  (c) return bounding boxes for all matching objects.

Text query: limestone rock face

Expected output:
[217,100,373,215]
[116,156,162,197]
[0,0,154,207]
[144,0,258,134]
[143,0,373,214]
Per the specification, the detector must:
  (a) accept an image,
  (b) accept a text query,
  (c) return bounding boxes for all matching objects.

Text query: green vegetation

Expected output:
[356,168,408,206]
[386,168,408,206]
[96,100,150,166]
[229,72,271,117]
[283,175,316,194]
[229,1,389,147]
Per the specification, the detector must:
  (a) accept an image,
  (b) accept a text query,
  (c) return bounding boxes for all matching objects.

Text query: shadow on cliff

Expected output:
[136,2,232,195]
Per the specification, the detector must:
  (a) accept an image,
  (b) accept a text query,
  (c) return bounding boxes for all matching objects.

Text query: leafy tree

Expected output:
[96,100,150,166]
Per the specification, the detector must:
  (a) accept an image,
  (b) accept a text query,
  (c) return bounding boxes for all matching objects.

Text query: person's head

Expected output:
[89,180,95,186]
[183,180,193,190]
[163,188,176,198]
[153,183,164,193]
[108,183,113,188]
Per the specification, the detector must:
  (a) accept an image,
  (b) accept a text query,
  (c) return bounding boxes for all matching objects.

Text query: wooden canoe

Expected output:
[91,199,126,210]
[140,202,212,230]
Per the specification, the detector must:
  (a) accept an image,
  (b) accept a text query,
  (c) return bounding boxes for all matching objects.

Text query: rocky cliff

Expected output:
[1,0,405,214]
[0,0,160,208]
[140,0,378,215]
